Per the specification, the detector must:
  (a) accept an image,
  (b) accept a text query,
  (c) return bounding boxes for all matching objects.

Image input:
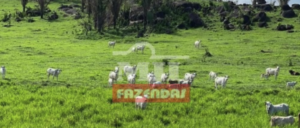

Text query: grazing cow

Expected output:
[161,73,169,83]
[270,116,294,127]
[47,68,62,81]
[147,71,154,80]
[194,40,200,49]
[265,101,289,116]
[108,41,116,48]
[123,65,137,76]
[132,45,145,53]
[209,71,217,81]
[184,73,197,83]
[214,75,229,89]
[115,66,119,74]
[289,70,300,76]
[127,73,136,84]
[286,81,297,88]
[0,66,6,79]
[266,66,280,80]
[109,70,118,83]
[135,95,148,109]
[148,73,156,84]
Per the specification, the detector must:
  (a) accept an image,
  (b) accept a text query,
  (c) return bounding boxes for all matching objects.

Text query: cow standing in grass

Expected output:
[108,41,116,48]
[270,116,295,127]
[265,101,289,116]
[214,75,229,89]
[132,45,145,53]
[161,73,169,83]
[209,71,217,81]
[47,68,62,81]
[135,95,148,109]
[194,40,200,49]
[123,65,137,77]
[265,66,280,80]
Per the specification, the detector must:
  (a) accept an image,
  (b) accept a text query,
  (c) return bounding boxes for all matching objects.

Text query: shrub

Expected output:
[1,12,11,22]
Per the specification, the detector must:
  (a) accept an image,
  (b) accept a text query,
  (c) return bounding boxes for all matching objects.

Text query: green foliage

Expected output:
[25,5,51,17]
[46,11,59,21]
[223,2,232,12]
[1,12,11,22]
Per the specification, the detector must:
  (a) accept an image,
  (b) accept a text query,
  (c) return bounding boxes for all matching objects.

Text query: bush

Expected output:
[1,12,11,22]
[25,6,51,17]
[27,17,35,23]
[47,11,59,21]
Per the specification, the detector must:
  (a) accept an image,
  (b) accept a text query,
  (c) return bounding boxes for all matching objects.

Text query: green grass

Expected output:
[1,0,300,127]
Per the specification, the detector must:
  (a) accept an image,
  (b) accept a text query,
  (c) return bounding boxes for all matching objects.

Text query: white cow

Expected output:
[135,95,148,109]
[266,66,280,80]
[194,40,200,49]
[123,65,137,76]
[184,73,197,83]
[133,45,145,53]
[47,68,62,81]
[0,66,6,79]
[265,101,289,116]
[286,81,297,88]
[147,71,154,80]
[214,75,229,89]
[108,78,113,87]
[127,74,136,84]
[108,41,116,48]
[109,70,118,83]
[270,116,295,127]
[115,66,119,74]
[148,74,156,84]
[161,73,169,83]
[209,71,217,81]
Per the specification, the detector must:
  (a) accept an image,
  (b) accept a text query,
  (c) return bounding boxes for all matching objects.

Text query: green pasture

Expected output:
[1,0,300,127]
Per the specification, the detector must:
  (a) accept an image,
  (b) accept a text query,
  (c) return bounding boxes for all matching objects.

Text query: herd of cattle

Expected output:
[106,40,300,126]
[1,40,300,127]
[107,40,298,89]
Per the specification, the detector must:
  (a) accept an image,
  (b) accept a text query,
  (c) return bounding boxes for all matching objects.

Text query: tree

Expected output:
[86,0,92,18]
[278,0,290,6]
[91,0,109,33]
[141,0,152,32]
[81,0,85,12]
[109,0,123,29]
[251,0,256,7]
[21,0,29,13]
[35,0,50,18]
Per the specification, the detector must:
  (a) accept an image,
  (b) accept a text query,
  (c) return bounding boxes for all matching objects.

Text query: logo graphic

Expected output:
[112,84,190,102]
[112,42,190,81]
